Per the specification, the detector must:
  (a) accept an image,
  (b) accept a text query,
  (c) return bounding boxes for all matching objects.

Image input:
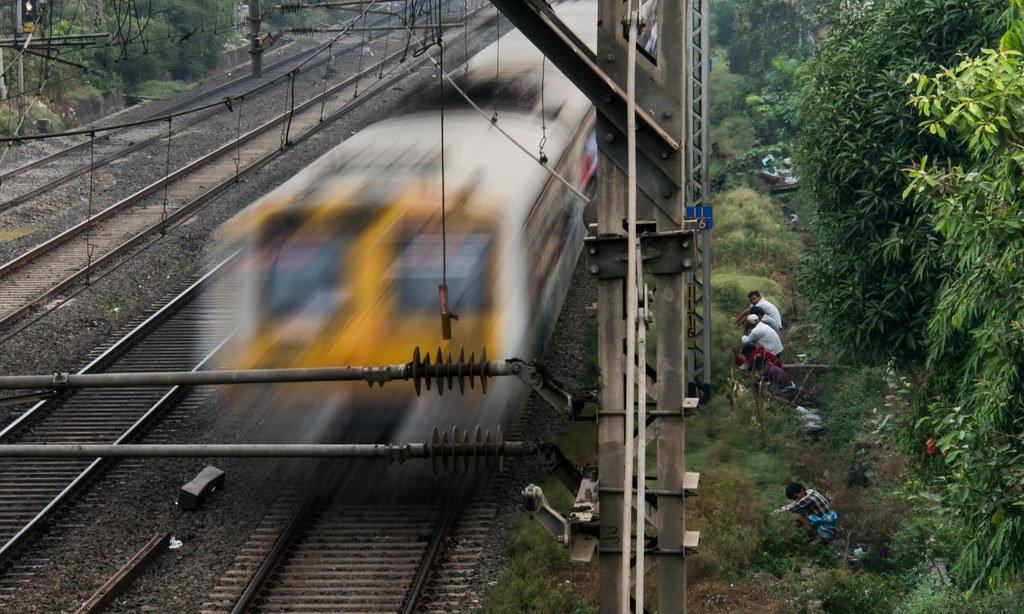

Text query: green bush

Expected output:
[0,101,68,136]
[711,187,801,275]
[684,400,801,582]
[483,516,590,613]
[812,569,902,613]
[795,0,1008,364]
[897,582,1024,614]
[0,107,18,137]
[130,80,191,101]
[711,272,782,319]
[757,513,837,578]
[64,84,105,113]
[710,52,751,123]
[816,368,886,451]
[885,515,960,580]
[711,115,757,169]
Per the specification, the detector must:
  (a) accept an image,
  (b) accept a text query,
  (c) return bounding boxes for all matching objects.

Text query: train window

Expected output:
[395,233,490,311]
[258,228,346,318]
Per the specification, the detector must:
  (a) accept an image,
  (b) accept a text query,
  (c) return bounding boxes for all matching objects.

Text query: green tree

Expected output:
[745,54,802,143]
[712,0,740,48]
[108,0,235,85]
[904,4,1024,588]
[795,0,1006,363]
[733,0,811,83]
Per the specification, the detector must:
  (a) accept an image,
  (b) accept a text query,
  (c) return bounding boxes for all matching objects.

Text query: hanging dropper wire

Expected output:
[491,17,500,124]
[437,0,455,340]
[538,57,548,164]
[85,131,96,285]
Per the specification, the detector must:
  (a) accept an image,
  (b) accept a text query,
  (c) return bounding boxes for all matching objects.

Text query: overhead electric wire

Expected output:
[0,0,487,351]
[395,17,592,204]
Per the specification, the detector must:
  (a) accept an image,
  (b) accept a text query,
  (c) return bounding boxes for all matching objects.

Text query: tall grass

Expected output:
[711,187,801,276]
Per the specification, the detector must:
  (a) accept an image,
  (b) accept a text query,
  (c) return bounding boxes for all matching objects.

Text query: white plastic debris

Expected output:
[169,536,183,550]
[795,406,825,432]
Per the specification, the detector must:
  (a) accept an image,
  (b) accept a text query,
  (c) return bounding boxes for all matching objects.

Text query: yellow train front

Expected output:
[216,0,597,444]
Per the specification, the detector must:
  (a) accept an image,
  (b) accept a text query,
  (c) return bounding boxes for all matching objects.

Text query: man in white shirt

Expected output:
[741,314,784,358]
[750,305,781,335]
[733,290,783,331]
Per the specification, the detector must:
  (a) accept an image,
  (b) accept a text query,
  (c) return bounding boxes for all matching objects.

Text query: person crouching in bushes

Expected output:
[733,342,781,371]
[741,314,784,359]
[749,304,781,336]
[774,483,838,543]
[751,354,797,395]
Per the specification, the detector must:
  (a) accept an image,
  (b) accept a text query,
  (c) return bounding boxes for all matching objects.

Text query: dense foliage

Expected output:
[30,0,236,94]
[725,0,817,87]
[904,13,1024,588]
[795,0,1007,363]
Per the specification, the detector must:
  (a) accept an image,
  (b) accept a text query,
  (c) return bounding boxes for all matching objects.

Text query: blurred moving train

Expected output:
[216,0,597,444]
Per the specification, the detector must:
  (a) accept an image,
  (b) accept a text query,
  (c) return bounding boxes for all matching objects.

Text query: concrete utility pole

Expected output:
[593,1,698,611]
[249,0,262,77]
[487,0,711,611]
[0,9,6,101]
[16,0,26,124]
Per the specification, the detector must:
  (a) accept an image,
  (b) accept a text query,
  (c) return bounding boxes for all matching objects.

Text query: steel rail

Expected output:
[0,43,325,186]
[400,486,468,614]
[0,46,411,328]
[0,441,533,459]
[0,262,228,564]
[0,8,496,330]
[0,22,399,213]
[228,494,319,614]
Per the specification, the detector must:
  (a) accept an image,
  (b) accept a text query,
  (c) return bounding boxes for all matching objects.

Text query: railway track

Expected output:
[0,5,551,609]
[219,477,471,614]
[0,3,422,214]
[0,252,540,612]
[0,261,233,568]
[0,41,329,213]
[0,5,497,330]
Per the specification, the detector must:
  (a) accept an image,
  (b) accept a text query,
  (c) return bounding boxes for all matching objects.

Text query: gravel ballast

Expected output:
[0,15,599,612]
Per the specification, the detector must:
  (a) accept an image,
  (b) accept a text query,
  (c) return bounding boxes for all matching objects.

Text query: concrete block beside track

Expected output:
[178,465,225,511]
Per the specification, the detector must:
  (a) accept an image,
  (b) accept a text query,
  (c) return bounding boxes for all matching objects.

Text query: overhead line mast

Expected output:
[487,0,711,611]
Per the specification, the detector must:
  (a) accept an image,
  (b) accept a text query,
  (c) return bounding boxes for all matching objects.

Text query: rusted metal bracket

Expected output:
[523,464,599,563]
[583,230,697,279]
[505,359,592,421]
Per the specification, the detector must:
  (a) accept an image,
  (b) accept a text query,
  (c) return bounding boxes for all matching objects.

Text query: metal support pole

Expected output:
[249,0,262,77]
[623,5,640,610]
[685,0,712,401]
[17,48,23,125]
[595,0,696,611]
[0,441,533,459]
[0,39,6,100]
[0,360,515,391]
